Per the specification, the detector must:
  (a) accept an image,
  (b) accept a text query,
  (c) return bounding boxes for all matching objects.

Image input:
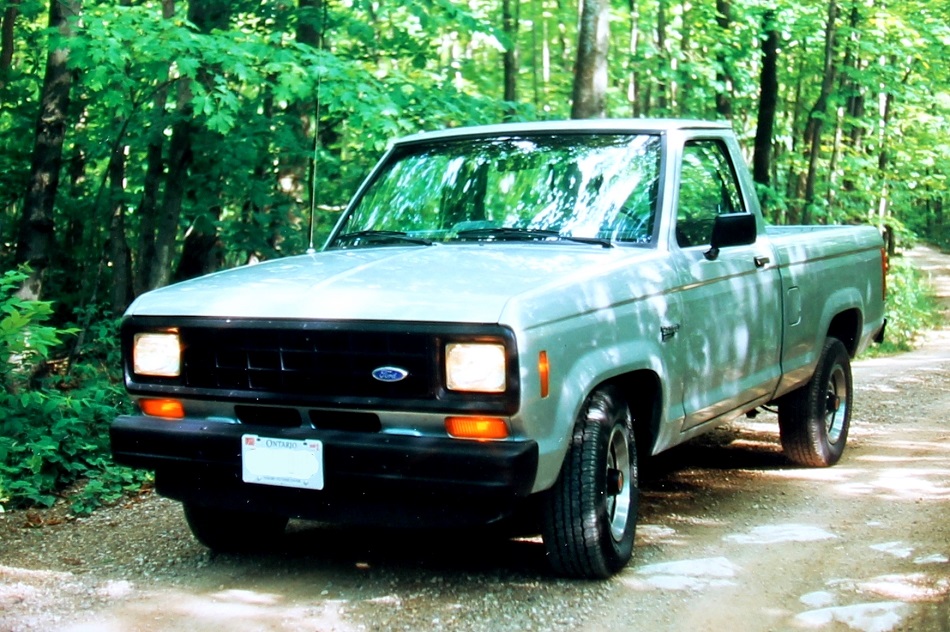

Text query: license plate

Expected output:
[241,434,324,490]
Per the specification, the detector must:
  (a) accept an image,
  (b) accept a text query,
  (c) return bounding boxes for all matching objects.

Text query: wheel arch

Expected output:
[532,362,666,493]
[609,370,663,461]
[827,308,863,357]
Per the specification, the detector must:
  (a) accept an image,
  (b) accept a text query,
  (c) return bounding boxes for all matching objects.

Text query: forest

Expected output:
[0,0,947,511]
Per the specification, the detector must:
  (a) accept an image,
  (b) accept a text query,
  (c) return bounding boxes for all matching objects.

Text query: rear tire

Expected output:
[779,337,853,467]
[183,503,289,553]
[541,385,639,579]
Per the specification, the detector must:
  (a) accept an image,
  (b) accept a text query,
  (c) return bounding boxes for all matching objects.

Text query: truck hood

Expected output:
[126,245,635,323]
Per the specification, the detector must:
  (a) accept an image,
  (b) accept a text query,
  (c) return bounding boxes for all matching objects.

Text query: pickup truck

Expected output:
[111,119,886,578]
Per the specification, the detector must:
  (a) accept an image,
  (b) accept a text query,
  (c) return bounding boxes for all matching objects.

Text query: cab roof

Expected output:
[395,118,732,146]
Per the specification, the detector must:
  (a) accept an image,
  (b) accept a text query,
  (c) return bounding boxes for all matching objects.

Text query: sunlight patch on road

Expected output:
[856,455,950,463]
[63,589,360,632]
[0,565,74,582]
[763,467,858,483]
[723,524,836,545]
[835,468,950,501]
[635,524,679,545]
[800,591,836,608]
[794,601,908,632]
[869,542,914,559]
[857,438,950,457]
[209,588,282,605]
[857,573,950,602]
[623,557,740,591]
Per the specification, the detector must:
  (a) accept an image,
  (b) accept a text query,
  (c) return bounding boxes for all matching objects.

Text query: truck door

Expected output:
[673,138,783,429]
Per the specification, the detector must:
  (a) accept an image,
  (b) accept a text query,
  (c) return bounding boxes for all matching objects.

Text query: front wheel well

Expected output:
[602,370,662,459]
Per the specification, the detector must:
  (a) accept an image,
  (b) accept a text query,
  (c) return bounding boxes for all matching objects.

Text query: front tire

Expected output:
[183,503,289,553]
[541,385,639,579]
[779,337,853,467]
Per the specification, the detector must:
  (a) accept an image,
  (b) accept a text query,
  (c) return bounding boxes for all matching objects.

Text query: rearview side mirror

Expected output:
[704,213,757,261]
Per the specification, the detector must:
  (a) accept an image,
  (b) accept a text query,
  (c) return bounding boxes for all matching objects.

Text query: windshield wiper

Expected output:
[332,230,433,247]
[455,227,612,248]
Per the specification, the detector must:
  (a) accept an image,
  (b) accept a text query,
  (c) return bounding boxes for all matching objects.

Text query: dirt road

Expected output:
[2,247,949,632]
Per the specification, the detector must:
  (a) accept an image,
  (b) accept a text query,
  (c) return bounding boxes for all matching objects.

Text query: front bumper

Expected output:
[111,415,539,527]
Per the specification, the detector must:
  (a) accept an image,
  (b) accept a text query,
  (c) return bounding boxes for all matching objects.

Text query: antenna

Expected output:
[306,1,330,255]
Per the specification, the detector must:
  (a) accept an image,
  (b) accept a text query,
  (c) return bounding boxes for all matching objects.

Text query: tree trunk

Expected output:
[134,0,174,296]
[174,209,222,282]
[677,0,691,112]
[655,0,668,112]
[530,0,541,109]
[571,0,610,119]
[286,0,323,253]
[13,0,80,300]
[502,0,519,109]
[0,0,18,87]
[626,0,640,117]
[150,90,192,290]
[801,0,838,225]
[840,2,864,193]
[714,0,733,119]
[108,143,133,314]
[555,0,570,73]
[297,0,322,49]
[150,0,229,289]
[752,10,777,188]
[876,64,911,230]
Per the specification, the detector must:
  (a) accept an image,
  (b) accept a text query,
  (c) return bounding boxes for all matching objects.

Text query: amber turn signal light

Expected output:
[445,416,509,440]
[140,398,185,419]
[538,351,550,398]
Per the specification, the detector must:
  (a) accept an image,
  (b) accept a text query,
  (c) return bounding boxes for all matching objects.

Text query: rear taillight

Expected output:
[881,247,888,300]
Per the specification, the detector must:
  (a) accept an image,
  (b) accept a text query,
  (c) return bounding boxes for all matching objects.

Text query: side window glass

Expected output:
[676,140,745,248]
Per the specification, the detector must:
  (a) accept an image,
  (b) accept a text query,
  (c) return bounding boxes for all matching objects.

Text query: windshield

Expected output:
[327,133,662,249]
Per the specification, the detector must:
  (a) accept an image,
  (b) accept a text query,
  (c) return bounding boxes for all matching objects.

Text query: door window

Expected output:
[675,141,745,248]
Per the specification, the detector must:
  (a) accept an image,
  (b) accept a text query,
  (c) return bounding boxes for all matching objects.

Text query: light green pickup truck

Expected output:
[111,119,886,578]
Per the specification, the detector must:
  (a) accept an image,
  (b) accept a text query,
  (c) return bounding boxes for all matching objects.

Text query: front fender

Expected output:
[515,304,680,493]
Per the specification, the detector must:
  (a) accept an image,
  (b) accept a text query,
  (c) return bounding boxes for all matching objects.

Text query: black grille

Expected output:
[124,318,520,414]
[181,327,434,400]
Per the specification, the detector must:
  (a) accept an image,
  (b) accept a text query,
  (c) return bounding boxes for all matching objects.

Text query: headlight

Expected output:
[133,332,181,377]
[445,342,506,393]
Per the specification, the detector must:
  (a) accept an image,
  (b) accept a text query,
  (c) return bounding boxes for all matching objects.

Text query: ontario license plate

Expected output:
[241,435,324,490]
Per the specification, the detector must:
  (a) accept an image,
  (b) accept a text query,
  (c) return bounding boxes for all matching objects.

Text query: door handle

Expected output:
[754,256,770,268]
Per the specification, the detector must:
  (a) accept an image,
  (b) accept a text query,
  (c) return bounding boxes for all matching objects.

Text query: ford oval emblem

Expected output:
[372,366,409,383]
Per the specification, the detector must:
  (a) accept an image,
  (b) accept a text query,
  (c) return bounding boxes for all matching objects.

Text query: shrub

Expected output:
[0,268,149,514]
[873,257,942,354]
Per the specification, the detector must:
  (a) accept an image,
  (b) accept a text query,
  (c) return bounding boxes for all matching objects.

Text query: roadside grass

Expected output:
[868,254,944,356]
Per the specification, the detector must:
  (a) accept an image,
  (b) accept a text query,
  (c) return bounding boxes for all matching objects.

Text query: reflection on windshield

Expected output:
[330,133,661,248]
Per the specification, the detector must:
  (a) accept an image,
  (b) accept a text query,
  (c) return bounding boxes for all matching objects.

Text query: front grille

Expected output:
[124,317,520,414]
[181,327,434,400]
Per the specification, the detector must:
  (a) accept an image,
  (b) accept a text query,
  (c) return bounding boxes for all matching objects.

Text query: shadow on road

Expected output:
[192,419,797,581]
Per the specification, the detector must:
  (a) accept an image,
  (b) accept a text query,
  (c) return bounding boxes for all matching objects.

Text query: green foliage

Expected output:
[0,267,63,386]
[873,257,943,354]
[0,271,148,514]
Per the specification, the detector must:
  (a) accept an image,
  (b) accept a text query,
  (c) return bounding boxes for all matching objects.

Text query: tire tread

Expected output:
[779,338,852,468]
[542,385,637,578]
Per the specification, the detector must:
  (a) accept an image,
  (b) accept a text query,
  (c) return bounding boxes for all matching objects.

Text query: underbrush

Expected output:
[0,268,149,515]
[871,255,943,354]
